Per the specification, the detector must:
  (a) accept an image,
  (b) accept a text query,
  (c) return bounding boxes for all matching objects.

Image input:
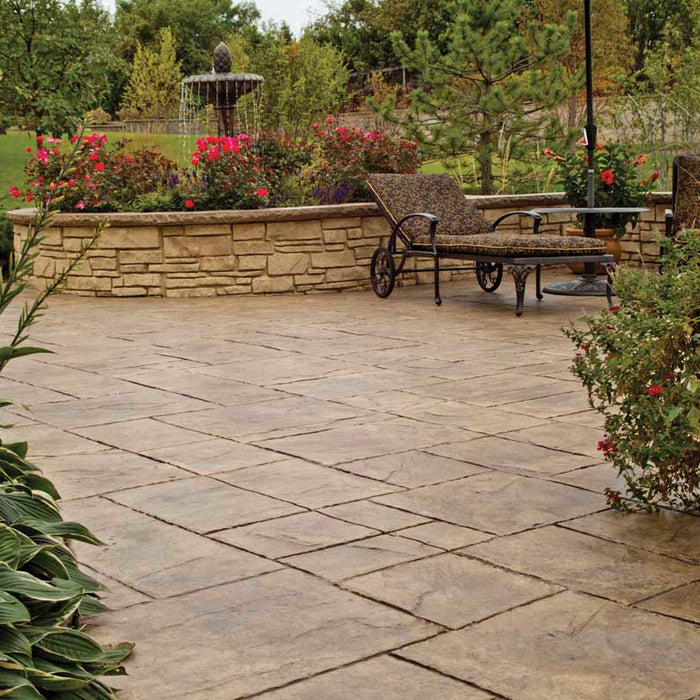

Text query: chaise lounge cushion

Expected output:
[414,232,606,257]
[367,173,493,242]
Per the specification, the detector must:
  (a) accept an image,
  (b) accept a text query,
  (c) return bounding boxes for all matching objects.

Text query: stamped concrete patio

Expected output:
[3,272,700,699]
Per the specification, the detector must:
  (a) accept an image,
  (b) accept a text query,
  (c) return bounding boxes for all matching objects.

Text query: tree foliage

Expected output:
[114,0,260,76]
[388,0,574,194]
[0,0,118,136]
[233,32,349,138]
[120,27,182,122]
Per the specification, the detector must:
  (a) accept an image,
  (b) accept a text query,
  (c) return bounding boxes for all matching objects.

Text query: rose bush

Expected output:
[306,117,419,203]
[564,232,700,510]
[544,141,658,236]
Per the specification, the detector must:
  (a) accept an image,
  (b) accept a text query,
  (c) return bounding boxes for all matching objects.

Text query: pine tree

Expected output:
[389,0,574,194]
[121,27,182,123]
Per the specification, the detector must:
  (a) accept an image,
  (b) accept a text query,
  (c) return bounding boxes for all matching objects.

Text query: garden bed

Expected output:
[6,192,671,298]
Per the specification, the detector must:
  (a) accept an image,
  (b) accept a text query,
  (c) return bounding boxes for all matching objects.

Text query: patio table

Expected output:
[531,206,650,297]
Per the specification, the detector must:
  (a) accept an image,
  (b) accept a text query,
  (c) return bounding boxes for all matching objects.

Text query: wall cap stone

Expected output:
[6,191,672,227]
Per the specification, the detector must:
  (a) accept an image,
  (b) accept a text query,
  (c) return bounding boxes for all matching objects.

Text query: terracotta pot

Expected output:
[565,227,621,274]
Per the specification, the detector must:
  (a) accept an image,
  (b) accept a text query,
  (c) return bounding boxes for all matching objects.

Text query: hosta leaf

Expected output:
[21,474,60,501]
[52,553,103,594]
[26,663,93,692]
[31,595,82,628]
[52,678,115,700]
[1,443,28,460]
[0,565,82,602]
[34,629,105,663]
[0,626,31,658]
[77,597,108,618]
[0,593,30,624]
[17,520,103,546]
[0,525,21,568]
[86,643,133,671]
[25,550,70,581]
[0,493,61,523]
[0,670,42,699]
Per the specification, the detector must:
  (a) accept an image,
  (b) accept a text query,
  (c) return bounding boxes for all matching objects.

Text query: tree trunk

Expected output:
[479,131,494,195]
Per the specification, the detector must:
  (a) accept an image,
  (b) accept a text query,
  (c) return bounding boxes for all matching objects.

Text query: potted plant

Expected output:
[544,142,659,272]
[564,232,700,511]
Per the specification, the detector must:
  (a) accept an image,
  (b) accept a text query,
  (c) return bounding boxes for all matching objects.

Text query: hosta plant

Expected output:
[565,232,700,510]
[0,132,133,697]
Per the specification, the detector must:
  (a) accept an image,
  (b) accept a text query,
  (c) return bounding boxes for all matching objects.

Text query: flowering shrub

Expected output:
[564,232,700,510]
[18,133,179,212]
[544,142,658,236]
[10,127,418,212]
[306,117,419,203]
[179,134,273,211]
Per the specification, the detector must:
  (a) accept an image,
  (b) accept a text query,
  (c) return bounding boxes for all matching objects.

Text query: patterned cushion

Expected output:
[414,232,607,257]
[366,173,492,243]
[673,156,700,234]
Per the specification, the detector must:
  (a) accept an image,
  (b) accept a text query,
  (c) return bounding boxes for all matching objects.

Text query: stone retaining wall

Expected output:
[6,192,671,298]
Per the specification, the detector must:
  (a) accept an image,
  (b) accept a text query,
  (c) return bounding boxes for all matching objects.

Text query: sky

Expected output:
[100,0,327,36]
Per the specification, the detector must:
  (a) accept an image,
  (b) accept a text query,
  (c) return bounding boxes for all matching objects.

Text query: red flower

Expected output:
[67,179,76,187]
[647,384,663,396]
[326,116,334,124]
[597,436,616,457]
[25,194,33,203]
[185,199,195,209]
[89,153,99,162]
[256,188,269,197]
[635,153,647,167]
[543,147,555,157]
[311,122,318,129]
[608,304,621,312]
[191,154,200,165]
[123,156,134,163]
[650,171,660,181]
[579,343,588,351]
[36,135,43,143]
[94,162,105,172]
[600,169,615,185]
[25,146,32,153]
[9,186,20,197]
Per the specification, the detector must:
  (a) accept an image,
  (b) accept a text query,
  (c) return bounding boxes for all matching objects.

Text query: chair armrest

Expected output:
[492,210,542,234]
[665,209,674,238]
[394,212,440,250]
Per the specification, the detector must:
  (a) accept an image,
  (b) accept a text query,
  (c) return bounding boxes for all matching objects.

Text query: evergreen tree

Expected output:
[121,28,182,123]
[388,0,574,194]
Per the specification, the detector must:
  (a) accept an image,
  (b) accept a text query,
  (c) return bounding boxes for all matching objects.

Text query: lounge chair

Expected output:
[366,173,614,316]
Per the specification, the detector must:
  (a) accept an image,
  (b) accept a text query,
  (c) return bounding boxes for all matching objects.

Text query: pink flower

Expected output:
[83,174,91,182]
[185,199,195,209]
[89,153,99,162]
[9,186,20,198]
[70,135,78,143]
[94,162,105,172]
[207,147,219,161]
[326,116,334,124]
[191,154,200,165]
[256,188,269,197]
[335,126,347,136]
[238,133,250,142]
[25,194,33,203]
[75,200,85,210]
[311,122,318,129]
[67,179,76,187]
[196,138,207,152]
[647,384,663,396]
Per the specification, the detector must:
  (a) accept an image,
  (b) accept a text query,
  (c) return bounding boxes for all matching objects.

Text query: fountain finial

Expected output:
[213,42,233,74]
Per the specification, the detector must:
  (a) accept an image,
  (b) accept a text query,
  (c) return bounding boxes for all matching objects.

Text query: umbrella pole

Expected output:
[583,0,597,262]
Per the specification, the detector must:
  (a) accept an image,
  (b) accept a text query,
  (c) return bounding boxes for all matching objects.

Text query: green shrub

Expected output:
[0,134,132,696]
[565,233,700,510]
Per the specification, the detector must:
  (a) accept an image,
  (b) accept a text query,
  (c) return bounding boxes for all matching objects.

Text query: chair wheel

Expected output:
[370,247,396,298]
[476,262,503,292]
